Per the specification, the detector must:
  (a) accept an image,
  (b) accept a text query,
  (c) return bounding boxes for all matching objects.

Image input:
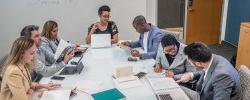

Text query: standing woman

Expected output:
[0,37,60,100]
[85,5,119,44]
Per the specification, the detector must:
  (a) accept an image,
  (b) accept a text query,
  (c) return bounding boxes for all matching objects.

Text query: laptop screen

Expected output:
[91,34,111,48]
[77,55,84,64]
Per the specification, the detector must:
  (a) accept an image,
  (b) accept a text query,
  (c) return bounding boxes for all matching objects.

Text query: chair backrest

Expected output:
[0,55,8,74]
[0,55,8,90]
[238,65,250,100]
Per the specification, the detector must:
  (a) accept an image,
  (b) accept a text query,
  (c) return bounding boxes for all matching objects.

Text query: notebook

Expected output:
[91,88,126,100]
[91,34,111,48]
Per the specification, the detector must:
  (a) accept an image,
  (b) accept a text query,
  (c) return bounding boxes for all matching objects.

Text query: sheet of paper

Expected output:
[113,76,142,89]
[75,80,103,94]
[41,89,71,100]
[147,76,180,92]
[133,64,148,74]
[54,39,73,60]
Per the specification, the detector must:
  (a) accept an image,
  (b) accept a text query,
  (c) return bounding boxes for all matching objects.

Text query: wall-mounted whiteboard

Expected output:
[0,0,157,57]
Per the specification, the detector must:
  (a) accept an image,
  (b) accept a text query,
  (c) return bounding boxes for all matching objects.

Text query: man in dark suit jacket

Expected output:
[176,42,241,100]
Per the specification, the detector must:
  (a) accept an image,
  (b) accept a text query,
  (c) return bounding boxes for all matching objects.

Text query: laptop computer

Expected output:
[156,94,173,100]
[59,56,84,75]
[91,34,111,48]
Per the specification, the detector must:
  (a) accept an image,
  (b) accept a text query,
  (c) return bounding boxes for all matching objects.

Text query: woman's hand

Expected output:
[75,47,87,53]
[63,49,75,64]
[44,83,61,90]
[154,64,162,73]
[89,23,98,34]
[27,89,34,95]
[165,70,175,78]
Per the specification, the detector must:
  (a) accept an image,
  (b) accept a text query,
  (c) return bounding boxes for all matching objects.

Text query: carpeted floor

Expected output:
[208,42,237,61]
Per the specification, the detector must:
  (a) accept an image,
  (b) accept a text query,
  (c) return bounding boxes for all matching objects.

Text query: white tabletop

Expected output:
[33,45,189,100]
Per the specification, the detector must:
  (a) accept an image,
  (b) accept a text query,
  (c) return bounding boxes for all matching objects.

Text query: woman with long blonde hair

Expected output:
[0,37,60,100]
[40,20,85,65]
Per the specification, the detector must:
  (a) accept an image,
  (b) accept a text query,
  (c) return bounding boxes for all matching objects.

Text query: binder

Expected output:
[91,88,126,100]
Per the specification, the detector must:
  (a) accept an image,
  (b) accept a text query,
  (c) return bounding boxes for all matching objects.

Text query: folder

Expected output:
[91,88,126,100]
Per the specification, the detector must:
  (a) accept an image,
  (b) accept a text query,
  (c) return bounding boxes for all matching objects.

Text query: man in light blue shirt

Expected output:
[20,25,74,77]
[122,15,164,59]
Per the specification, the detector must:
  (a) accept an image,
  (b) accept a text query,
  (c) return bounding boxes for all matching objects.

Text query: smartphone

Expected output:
[51,76,65,80]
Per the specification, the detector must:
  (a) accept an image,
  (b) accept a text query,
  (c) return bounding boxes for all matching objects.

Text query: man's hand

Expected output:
[121,41,131,47]
[176,72,193,83]
[165,70,175,78]
[131,49,141,57]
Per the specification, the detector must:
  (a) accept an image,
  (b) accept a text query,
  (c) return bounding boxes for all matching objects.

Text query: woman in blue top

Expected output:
[85,5,119,44]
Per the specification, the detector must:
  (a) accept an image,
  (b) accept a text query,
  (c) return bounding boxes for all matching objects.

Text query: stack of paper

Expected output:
[41,89,71,100]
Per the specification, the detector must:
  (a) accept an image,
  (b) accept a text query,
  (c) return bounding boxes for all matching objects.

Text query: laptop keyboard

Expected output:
[59,67,76,75]
[158,94,173,100]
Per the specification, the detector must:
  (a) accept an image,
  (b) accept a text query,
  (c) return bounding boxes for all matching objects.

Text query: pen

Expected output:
[74,87,90,95]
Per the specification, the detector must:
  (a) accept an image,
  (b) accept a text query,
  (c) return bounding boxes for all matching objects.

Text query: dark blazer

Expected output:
[193,54,241,100]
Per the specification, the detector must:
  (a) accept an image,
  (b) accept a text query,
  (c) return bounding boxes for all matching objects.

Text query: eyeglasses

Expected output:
[163,45,176,54]
[101,15,110,18]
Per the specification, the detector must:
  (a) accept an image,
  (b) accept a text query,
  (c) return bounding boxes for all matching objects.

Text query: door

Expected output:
[158,0,185,28]
[186,0,223,45]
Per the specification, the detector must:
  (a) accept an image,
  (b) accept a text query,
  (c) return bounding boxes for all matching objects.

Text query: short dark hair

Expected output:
[98,5,110,15]
[161,34,179,47]
[132,15,147,26]
[20,25,39,38]
[184,42,212,62]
